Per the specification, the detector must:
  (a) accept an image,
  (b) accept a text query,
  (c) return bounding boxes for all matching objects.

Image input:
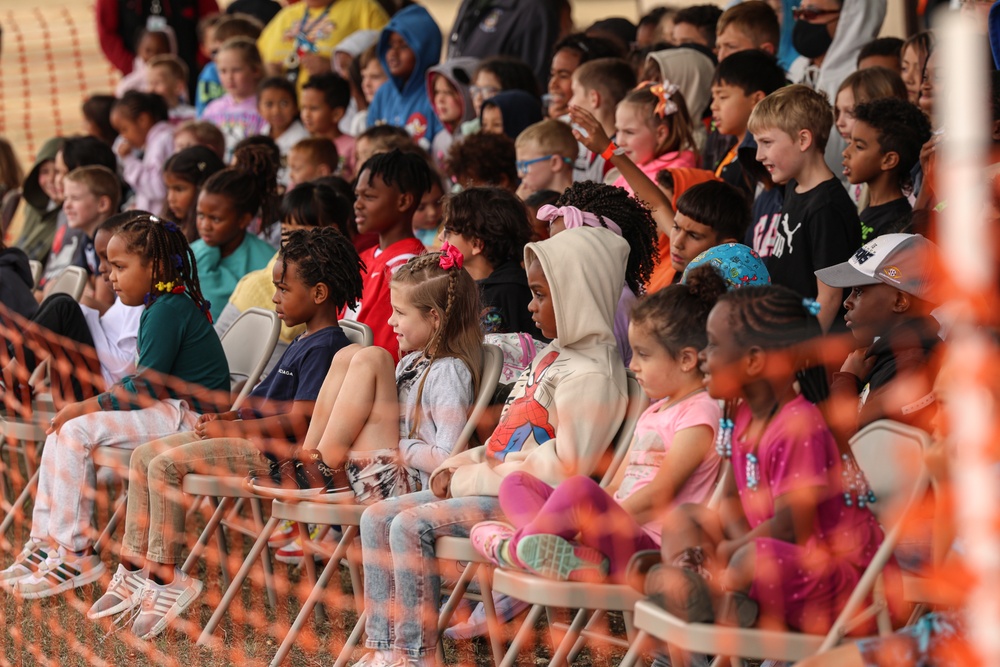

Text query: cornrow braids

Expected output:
[114,212,212,320]
[232,140,281,234]
[279,228,365,313]
[555,181,659,294]
[357,149,435,201]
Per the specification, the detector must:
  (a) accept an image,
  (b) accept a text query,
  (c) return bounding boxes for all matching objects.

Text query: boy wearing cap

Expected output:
[816,233,941,439]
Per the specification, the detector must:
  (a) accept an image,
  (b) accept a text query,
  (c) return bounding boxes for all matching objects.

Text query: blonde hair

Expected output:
[217,37,264,76]
[622,83,698,160]
[837,66,908,106]
[716,1,780,49]
[148,54,189,87]
[64,165,121,212]
[392,252,484,436]
[515,120,578,160]
[747,84,834,151]
[176,120,226,159]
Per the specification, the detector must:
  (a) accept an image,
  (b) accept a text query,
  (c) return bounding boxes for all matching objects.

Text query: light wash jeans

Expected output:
[360,490,502,657]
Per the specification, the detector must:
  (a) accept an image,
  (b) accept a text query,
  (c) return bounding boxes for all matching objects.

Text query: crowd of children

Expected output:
[0,1,990,665]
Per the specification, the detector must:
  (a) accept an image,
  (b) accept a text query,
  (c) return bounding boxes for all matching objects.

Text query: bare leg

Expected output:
[795,643,864,667]
[300,344,363,450]
[660,503,726,569]
[303,347,400,468]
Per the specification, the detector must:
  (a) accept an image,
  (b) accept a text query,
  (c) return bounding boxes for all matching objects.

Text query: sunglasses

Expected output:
[516,155,573,176]
[791,5,841,21]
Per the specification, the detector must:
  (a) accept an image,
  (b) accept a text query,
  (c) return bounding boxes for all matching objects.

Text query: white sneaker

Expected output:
[87,564,148,619]
[352,651,395,667]
[130,570,203,640]
[443,593,530,639]
[267,519,298,548]
[16,549,106,599]
[0,540,51,589]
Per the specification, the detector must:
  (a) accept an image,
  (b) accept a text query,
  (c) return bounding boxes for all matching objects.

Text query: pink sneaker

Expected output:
[469,521,516,567]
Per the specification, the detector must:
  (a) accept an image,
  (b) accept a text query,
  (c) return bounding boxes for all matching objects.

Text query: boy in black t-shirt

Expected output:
[842,98,932,243]
[747,84,862,332]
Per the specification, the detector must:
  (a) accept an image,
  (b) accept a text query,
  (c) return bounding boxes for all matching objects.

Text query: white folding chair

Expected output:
[619,419,932,667]
[45,266,87,301]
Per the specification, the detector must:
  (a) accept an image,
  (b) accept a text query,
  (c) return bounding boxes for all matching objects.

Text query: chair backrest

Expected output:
[220,307,280,410]
[46,266,87,301]
[339,319,373,347]
[448,344,504,456]
[598,371,647,487]
[28,260,42,289]
[849,419,931,527]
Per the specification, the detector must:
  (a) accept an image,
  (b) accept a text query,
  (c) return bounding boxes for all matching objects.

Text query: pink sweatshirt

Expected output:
[613,149,697,195]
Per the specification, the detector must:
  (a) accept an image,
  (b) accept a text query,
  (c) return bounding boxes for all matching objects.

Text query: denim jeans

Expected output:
[360,490,502,657]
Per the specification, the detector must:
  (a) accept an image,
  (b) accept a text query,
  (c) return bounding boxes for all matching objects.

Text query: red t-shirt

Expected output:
[353,237,425,358]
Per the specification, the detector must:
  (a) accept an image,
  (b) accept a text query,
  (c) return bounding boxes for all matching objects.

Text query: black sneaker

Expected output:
[293,450,351,497]
[245,458,298,497]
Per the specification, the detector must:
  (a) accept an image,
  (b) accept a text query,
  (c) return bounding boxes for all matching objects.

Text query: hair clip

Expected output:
[149,214,160,223]
[439,242,464,271]
[163,220,180,234]
[649,81,680,119]
[174,254,184,269]
[155,280,175,293]
[802,298,822,316]
[197,161,206,171]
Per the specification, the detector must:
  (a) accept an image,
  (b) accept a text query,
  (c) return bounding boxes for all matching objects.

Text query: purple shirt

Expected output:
[202,94,266,161]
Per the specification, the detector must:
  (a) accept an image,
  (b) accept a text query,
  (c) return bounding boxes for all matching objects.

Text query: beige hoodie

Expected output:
[432,227,629,497]
[645,48,715,152]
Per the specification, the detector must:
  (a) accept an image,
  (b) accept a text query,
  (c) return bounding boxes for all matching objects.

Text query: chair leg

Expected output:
[617,630,648,667]
[499,603,545,667]
[0,468,38,545]
[93,487,127,555]
[296,520,327,625]
[549,608,589,667]
[197,515,279,646]
[212,497,233,591]
[436,561,479,665]
[566,609,606,664]
[181,496,232,574]
[250,497,278,610]
[477,565,504,666]
[333,609,367,667]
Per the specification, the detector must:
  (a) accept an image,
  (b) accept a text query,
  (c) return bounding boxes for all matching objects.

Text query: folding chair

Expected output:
[45,266,88,301]
[618,419,932,667]
[28,261,42,290]
[197,344,505,667]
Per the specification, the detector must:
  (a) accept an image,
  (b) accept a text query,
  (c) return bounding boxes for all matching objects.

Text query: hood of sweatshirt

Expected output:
[645,47,715,122]
[378,5,442,97]
[23,137,64,211]
[426,57,480,130]
[0,246,34,288]
[524,226,627,353]
[481,89,544,141]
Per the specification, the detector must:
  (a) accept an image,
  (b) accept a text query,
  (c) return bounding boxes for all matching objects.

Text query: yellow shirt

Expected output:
[257,0,389,91]
[228,253,306,344]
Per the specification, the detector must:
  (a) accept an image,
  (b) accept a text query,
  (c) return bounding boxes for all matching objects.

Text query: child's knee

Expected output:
[354,345,394,372]
[558,474,601,497]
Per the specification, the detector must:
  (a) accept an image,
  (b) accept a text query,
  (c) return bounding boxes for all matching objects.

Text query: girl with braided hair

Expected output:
[1,213,230,600]
[249,241,484,500]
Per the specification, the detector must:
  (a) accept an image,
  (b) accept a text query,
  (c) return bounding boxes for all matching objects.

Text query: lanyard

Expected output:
[297,2,334,42]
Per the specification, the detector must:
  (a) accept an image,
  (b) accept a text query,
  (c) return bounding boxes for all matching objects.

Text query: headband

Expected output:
[535,204,623,237]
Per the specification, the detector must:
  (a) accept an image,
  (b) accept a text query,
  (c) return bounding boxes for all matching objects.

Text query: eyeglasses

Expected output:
[791,5,841,21]
[516,155,573,176]
[469,85,500,99]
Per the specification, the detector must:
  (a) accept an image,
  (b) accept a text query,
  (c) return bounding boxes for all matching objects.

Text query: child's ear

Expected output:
[238,212,254,229]
[881,150,900,173]
[312,281,329,304]
[797,128,814,152]
[588,89,601,110]
[678,346,700,373]
[749,90,766,105]
[317,163,332,178]
[893,290,912,314]
[550,155,567,173]
[396,191,416,213]
[98,195,114,215]
[471,237,485,257]
[760,42,777,56]
[331,107,346,124]
[745,345,767,377]
[655,121,670,146]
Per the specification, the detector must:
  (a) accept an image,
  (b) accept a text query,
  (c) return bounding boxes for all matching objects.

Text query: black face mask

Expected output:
[792,19,834,60]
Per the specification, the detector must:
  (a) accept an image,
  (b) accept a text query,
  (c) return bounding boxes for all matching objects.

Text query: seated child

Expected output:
[353,226,630,666]
[354,124,414,168]
[842,98,931,242]
[82,95,120,146]
[480,90,544,141]
[0,239,36,319]
[524,190,560,242]
[146,55,196,124]
[257,76,309,188]
[427,57,479,167]
[201,37,266,161]
[816,233,941,439]
[355,44,390,136]
[332,29,380,135]
[439,186,539,337]
[288,138,339,190]
[191,166,277,320]
[547,34,624,121]
[300,73,356,179]
[349,149,434,358]
[567,57,637,182]
[651,284,893,636]
[857,37,904,72]
[195,14,263,118]
[115,28,173,97]
[85,227,365,639]
[112,91,174,214]
[413,175,444,249]
[231,138,284,247]
[0,215,229,598]
[667,181,750,280]
[162,146,226,242]
[446,133,519,192]
[173,120,227,159]
[367,5,443,151]
[514,119,576,201]
[470,264,729,582]
[714,1,781,62]
[463,56,541,136]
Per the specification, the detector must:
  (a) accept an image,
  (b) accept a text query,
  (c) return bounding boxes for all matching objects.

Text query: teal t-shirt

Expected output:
[192,234,276,320]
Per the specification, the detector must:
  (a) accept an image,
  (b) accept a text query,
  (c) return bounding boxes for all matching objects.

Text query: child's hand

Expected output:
[430,468,454,499]
[195,411,237,439]
[568,105,612,155]
[919,134,940,174]
[840,348,875,379]
[116,139,133,158]
[301,53,332,76]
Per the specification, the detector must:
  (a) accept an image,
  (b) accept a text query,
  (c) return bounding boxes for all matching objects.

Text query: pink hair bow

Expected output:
[535,204,623,237]
[439,241,464,270]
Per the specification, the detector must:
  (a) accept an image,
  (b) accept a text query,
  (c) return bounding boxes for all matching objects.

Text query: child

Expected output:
[567,57,637,182]
[366,4,443,151]
[536,181,659,366]
[547,34,624,120]
[201,37,266,161]
[480,90,545,141]
[427,58,480,167]
[0,215,230,598]
[439,187,539,337]
[355,124,414,171]
[816,233,941,438]
[446,133,519,192]
[350,149,434,358]
[715,0,781,61]
[82,95,120,146]
[644,48,716,151]
[463,56,541,136]
[747,84,862,333]
[257,76,309,187]
[900,31,934,106]
[333,29,380,135]
[173,120,227,159]
[287,138,339,190]
[354,226,629,666]
[162,146,226,242]
[195,13,263,119]
[115,29,173,97]
[471,264,728,581]
[85,227,365,638]
[667,181,750,282]
[857,37,904,72]
[250,245,483,497]
[833,67,908,151]
[413,176,444,249]
[710,50,788,197]
[146,55,196,123]
[111,91,174,215]
[672,5,723,50]
[300,72,356,178]
[356,44,389,136]
[651,285,891,636]
[10,138,64,263]
[0,239,36,320]
[612,82,699,195]
[842,99,932,242]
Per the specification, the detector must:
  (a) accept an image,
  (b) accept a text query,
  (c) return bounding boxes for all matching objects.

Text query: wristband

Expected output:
[601,141,618,161]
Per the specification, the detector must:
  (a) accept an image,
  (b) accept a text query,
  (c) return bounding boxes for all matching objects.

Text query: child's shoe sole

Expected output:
[515,534,608,582]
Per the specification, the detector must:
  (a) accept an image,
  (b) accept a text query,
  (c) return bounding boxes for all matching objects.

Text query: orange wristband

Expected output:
[601,141,617,160]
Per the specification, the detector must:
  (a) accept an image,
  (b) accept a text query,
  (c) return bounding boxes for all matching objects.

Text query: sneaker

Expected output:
[444,593,531,639]
[248,450,349,499]
[644,564,715,624]
[351,651,395,667]
[275,524,323,565]
[267,520,299,548]
[514,534,609,583]
[87,564,147,619]
[16,549,106,599]
[130,570,203,640]
[469,521,517,567]
[0,540,51,588]
[244,458,298,496]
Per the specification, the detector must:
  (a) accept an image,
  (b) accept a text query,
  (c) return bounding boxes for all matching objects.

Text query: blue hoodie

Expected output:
[367,5,443,151]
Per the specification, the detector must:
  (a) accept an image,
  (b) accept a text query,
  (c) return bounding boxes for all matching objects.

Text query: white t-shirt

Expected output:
[79,298,143,387]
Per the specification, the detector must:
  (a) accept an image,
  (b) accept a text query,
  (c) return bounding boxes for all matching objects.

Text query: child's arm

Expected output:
[195,400,313,445]
[717,486,820,566]
[815,281,842,333]
[120,128,170,209]
[399,360,476,474]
